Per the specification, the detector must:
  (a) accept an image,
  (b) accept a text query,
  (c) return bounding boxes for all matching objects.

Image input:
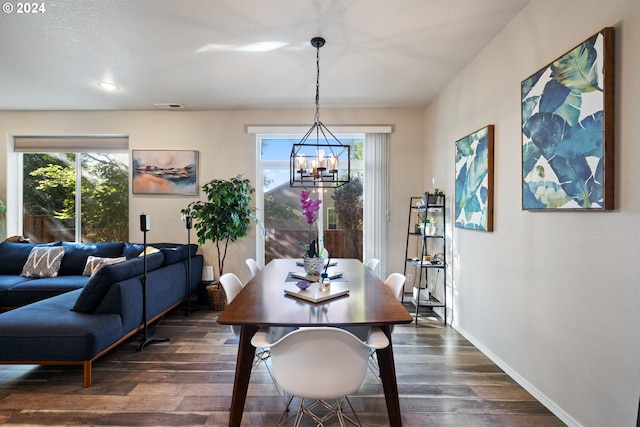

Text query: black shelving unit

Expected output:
[403,194,447,324]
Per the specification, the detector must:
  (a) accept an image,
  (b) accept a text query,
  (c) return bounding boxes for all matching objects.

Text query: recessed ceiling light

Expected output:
[97,81,119,91]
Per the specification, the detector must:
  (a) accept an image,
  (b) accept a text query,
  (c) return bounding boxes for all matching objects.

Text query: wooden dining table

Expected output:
[217,258,413,427]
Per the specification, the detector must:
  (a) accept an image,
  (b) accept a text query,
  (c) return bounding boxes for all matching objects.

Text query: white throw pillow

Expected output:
[82,255,127,276]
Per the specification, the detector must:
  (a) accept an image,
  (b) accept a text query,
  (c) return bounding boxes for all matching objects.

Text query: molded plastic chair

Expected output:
[365,273,406,380]
[384,272,406,301]
[219,272,287,406]
[251,326,389,426]
[245,258,260,279]
[365,258,380,274]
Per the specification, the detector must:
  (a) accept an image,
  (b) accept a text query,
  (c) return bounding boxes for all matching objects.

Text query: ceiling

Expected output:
[0,0,530,111]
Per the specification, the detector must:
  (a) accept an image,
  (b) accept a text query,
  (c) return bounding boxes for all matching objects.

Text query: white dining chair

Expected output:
[384,272,406,301]
[365,258,380,275]
[251,326,389,426]
[366,273,406,379]
[245,258,260,279]
[219,272,286,405]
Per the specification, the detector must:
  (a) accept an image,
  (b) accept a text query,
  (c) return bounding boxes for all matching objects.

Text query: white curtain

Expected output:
[364,133,389,279]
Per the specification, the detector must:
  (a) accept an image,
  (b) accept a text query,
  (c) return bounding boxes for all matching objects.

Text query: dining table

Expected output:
[217,258,414,427]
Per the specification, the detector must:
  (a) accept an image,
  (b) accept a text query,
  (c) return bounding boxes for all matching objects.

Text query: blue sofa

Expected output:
[0,240,203,387]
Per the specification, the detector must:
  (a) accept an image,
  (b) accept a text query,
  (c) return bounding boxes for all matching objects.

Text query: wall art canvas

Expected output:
[455,125,494,231]
[132,150,198,195]
[521,27,614,210]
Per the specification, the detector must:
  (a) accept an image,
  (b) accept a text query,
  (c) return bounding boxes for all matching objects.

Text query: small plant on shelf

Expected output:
[425,189,444,205]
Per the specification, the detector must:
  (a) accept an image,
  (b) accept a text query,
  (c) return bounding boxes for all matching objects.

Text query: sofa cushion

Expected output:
[124,242,196,264]
[0,289,124,361]
[72,251,164,313]
[0,241,61,275]
[59,242,125,276]
[82,256,127,276]
[4,276,91,307]
[20,246,66,278]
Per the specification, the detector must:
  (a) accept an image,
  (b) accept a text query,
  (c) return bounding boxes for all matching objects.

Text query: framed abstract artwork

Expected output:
[521,27,614,210]
[455,125,494,231]
[132,150,198,195]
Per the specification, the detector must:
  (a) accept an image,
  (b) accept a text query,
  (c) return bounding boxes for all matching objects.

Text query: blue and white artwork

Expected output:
[455,125,494,231]
[132,150,198,195]
[521,28,613,210]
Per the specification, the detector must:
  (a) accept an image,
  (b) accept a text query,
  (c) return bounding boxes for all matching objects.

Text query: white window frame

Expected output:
[6,135,128,241]
[249,126,391,270]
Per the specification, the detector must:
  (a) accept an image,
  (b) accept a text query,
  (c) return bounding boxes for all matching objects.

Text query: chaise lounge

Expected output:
[0,240,203,387]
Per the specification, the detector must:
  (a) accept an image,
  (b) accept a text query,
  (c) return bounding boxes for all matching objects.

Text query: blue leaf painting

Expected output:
[455,126,493,231]
[521,30,608,209]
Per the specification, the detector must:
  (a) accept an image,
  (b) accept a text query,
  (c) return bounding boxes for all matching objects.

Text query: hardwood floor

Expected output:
[0,304,565,426]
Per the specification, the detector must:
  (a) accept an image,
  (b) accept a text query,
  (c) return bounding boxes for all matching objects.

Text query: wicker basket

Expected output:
[206,283,226,311]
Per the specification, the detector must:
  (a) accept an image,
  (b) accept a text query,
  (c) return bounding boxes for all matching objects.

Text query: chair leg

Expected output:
[281,397,361,427]
[253,348,290,408]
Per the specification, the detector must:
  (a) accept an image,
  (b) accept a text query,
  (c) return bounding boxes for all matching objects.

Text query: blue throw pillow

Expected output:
[0,241,61,275]
[123,242,144,259]
[72,251,164,313]
[59,242,125,276]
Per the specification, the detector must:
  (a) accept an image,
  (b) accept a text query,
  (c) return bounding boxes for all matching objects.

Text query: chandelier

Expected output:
[290,37,351,188]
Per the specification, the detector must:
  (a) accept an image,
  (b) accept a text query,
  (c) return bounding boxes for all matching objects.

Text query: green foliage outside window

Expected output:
[23,152,129,243]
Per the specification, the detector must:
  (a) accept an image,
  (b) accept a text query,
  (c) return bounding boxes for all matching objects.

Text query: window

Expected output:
[258,135,364,264]
[12,136,129,243]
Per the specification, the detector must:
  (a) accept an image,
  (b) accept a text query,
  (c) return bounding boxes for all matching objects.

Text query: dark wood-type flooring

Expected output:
[0,304,565,426]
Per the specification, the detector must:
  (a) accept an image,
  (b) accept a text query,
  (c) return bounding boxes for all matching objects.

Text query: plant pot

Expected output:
[206,283,226,311]
[413,287,429,301]
[303,256,324,275]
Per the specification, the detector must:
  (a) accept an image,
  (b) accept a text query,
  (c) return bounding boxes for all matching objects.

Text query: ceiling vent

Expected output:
[154,103,184,109]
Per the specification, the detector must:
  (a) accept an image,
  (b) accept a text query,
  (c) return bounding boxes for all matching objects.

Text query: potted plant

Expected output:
[425,189,444,205]
[182,175,258,280]
[298,190,326,275]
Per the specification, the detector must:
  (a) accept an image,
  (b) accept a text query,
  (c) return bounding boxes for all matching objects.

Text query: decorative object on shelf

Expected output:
[182,175,257,279]
[521,27,614,210]
[455,125,494,231]
[289,37,351,188]
[413,286,429,302]
[424,189,444,206]
[132,150,198,195]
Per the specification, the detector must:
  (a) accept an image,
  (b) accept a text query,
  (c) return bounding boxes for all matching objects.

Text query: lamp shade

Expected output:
[202,265,214,282]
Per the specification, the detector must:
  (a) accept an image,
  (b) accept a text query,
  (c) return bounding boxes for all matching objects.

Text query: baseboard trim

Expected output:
[453,324,580,427]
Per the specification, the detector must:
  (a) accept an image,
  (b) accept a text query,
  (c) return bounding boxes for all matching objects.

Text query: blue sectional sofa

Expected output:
[0,240,203,387]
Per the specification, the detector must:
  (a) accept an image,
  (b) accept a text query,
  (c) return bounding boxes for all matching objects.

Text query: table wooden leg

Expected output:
[376,325,403,427]
[227,325,257,427]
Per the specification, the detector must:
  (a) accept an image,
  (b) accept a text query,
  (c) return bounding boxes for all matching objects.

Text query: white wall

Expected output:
[424,0,640,425]
[0,108,424,284]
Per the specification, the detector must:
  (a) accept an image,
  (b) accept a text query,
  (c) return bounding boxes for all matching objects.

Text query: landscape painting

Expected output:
[521,27,614,210]
[132,150,198,195]
[455,125,494,231]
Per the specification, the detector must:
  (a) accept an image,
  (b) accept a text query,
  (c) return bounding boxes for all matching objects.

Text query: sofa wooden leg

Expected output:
[83,361,92,387]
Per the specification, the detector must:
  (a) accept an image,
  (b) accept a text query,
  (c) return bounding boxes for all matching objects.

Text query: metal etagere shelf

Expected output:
[403,195,447,324]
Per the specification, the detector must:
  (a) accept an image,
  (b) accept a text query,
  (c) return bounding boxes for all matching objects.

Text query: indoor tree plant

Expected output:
[183,175,257,279]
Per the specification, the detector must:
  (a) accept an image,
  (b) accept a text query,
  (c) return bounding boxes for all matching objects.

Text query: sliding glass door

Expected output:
[258,135,364,264]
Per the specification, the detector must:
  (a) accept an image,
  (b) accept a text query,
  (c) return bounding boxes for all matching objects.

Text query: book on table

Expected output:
[284,282,349,304]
